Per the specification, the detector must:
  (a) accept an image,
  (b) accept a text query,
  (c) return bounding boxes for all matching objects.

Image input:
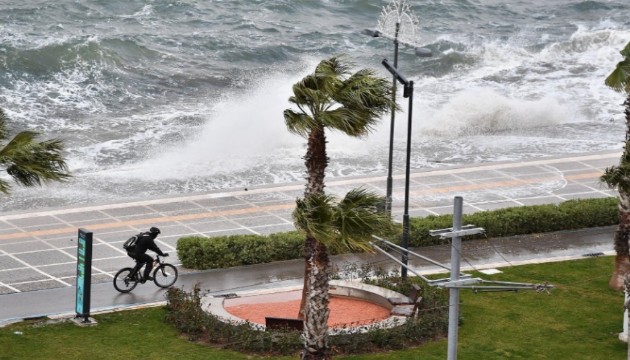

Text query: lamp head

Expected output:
[381,59,409,87]
[415,47,433,58]
[361,29,381,38]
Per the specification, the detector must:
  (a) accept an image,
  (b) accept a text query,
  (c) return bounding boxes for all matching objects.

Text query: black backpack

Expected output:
[123,233,142,252]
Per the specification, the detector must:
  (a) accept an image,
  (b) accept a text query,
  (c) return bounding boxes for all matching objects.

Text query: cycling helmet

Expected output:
[149,226,161,235]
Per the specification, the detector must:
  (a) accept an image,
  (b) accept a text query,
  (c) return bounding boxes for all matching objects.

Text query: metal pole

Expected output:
[385,22,400,215]
[401,80,413,278]
[447,196,463,360]
[625,277,630,358]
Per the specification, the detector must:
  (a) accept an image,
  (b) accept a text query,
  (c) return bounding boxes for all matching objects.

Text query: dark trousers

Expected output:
[132,253,154,279]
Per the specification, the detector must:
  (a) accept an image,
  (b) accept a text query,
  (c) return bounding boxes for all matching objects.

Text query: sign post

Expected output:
[75,229,93,324]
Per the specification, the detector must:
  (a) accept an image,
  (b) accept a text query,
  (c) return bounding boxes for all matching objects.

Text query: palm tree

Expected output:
[293,189,392,360]
[284,55,395,317]
[285,56,396,195]
[601,41,630,290]
[0,108,70,194]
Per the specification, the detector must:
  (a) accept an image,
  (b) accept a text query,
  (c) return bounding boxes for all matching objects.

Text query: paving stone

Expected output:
[13,250,75,266]
[390,305,415,316]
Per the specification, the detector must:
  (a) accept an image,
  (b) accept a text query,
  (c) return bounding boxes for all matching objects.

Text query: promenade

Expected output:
[0,150,620,324]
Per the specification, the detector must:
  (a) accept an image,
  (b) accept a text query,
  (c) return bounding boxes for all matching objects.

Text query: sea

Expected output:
[0,0,629,212]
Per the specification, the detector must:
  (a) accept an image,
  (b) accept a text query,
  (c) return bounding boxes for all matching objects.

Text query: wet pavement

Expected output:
[0,150,620,325]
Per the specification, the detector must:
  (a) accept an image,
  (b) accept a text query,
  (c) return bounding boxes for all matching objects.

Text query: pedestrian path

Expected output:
[0,225,614,326]
[0,150,619,297]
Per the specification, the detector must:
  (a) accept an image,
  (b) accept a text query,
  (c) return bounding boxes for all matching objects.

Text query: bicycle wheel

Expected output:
[153,263,178,288]
[113,267,138,293]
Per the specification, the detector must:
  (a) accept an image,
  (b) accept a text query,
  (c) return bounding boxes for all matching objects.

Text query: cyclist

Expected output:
[127,227,168,282]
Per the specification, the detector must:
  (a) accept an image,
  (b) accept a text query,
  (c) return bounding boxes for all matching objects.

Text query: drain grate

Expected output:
[215,293,238,298]
[582,252,604,257]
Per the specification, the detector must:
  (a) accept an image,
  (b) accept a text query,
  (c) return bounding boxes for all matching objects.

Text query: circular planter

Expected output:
[201,280,412,333]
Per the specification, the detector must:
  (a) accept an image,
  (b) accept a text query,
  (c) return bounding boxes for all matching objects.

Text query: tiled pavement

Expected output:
[0,150,620,295]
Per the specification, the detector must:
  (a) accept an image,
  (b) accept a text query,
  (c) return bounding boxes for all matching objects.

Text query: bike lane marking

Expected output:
[0,170,606,243]
[409,172,601,196]
[0,249,72,288]
[0,203,297,241]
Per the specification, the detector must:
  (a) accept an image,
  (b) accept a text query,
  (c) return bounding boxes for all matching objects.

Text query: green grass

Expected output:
[0,257,626,359]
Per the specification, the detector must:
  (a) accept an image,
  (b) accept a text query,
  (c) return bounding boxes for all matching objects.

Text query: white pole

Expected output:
[621,290,628,342]
[447,196,463,360]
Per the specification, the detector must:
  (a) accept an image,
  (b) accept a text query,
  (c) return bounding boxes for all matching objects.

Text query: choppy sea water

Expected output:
[0,0,629,212]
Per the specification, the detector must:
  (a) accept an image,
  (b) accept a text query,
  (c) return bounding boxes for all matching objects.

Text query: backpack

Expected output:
[123,233,142,252]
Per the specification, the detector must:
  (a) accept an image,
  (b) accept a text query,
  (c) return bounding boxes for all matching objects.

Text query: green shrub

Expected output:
[177,232,304,269]
[407,214,454,247]
[407,197,619,247]
[557,197,618,228]
[177,197,619,270]
[164,286,207,338]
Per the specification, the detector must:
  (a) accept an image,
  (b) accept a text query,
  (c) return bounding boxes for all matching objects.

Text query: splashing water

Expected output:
[0,0,628,211]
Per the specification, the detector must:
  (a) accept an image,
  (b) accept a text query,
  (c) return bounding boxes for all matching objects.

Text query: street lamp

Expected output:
[381,58,417,279]
[362,2,432,216]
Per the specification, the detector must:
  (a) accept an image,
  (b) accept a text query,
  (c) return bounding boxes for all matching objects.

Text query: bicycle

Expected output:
[113,255,178,293]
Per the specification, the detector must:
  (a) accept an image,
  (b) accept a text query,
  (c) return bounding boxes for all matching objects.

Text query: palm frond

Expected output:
[293,189,392,254]
[0,132,70,187]
[0,108,9,141]
[599,166,628,189]
[284,110,318,138]
[293,194,336,243]
[602,139,630,190]
[284,55,394,141]
[337,70,395,109]
[290,75,326,106]
[0,131,39,162]
[330,188,392,253]
[605,59,630,93]
[315,55,352,79]
[0,179,10,194]
[317,108,375,137]
[601,164,630,191]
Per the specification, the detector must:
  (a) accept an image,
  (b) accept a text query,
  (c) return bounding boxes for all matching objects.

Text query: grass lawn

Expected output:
[0,256,626,359]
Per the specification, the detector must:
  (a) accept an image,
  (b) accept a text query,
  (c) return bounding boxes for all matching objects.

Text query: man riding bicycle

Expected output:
[127,227,168,282]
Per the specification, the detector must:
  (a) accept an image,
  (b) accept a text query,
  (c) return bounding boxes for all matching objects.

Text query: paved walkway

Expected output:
[0,150,621,324]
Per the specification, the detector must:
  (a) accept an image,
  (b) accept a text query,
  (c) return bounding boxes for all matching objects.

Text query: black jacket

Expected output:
[132,232,166,256]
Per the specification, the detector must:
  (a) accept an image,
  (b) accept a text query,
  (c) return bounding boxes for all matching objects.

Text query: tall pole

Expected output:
[381,59,422,280]
[401,80,413,278]
[385,22,401,215]
[447,196,463,360]
[625,276,630,358]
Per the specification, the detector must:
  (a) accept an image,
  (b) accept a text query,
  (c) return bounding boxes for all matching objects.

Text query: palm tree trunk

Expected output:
[611,177,630,291]
[304,126,328,196]
[299,235,316,319]
[299,127,329,318]
[302,236,331,360]
[625,273,630,359]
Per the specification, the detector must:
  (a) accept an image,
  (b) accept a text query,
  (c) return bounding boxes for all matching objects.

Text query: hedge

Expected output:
[409,197,619,247]
[177,231,304,269]
[177,197,619,270]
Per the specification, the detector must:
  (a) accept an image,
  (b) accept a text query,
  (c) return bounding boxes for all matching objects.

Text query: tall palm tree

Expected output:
[601,41,630,290]
[0,108,70,194]
[284,55,395,317]
[293,189,392,360]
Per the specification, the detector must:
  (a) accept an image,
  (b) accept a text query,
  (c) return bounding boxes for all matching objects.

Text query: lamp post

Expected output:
[362,0,431,215]
[381,58,417,279]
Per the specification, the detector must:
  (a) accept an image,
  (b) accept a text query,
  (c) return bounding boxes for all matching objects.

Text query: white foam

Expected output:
[2,12,629,211]
[105,66,310,180]
[420,88,571,137]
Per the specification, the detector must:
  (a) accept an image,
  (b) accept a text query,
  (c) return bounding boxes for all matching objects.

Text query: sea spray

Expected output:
[0,0,628,211]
